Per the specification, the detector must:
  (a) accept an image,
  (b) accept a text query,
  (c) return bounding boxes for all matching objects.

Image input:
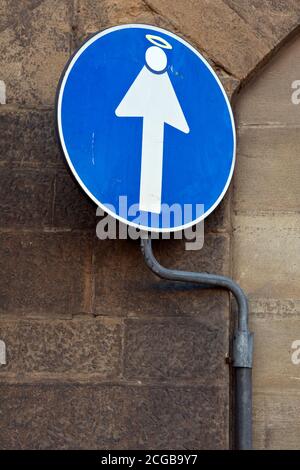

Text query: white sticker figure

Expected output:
[115,34,189,214]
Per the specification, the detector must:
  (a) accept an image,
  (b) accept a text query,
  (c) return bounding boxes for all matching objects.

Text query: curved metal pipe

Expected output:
[140,236,253,450]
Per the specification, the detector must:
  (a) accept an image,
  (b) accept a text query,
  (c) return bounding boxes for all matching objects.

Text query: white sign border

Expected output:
[57,23,236,233]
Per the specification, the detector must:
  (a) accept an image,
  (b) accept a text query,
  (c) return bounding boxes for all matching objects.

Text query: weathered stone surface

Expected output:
[0,318,121,377]
[233,214,300,301]
[236,33,300,125]
[0,0,71,106]
[251,313,300,450]
[0,232,93,316]
[249,298,300,318]
[53,171,97,229]
[234,127,300,213]
[0,1,43,32]
[0,168,54,228]
[251,315,300,390]
[205,191,231,233]
[217,70,240,100]
[76,0,157,43]
[253,390,300,449]
[0,109,62,168]
[225,0,300,48]
[124,318,228,382]
[94,236,230,317]
[0,384,228,449]
[157,234,230,273]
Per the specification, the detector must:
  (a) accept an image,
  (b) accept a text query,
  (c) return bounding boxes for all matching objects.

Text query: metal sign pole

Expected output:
[141,236,253,450]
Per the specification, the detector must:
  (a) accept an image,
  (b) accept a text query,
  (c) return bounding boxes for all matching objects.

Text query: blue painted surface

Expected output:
[58,25,235,231]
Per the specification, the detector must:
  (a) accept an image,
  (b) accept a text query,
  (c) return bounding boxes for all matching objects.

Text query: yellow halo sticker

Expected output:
[145,34,172,49]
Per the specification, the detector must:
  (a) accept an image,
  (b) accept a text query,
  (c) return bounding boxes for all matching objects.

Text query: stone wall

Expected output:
[0,0,299,449]
[234,34,300,449]
[0,0,230,449]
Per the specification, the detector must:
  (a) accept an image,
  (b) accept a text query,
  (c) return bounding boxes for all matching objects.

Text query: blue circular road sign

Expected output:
[57,24,235,232]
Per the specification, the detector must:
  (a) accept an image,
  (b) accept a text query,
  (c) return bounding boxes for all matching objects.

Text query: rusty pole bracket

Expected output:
[140,236,253,450]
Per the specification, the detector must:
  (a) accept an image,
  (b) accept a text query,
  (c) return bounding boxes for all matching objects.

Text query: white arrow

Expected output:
[115,45,189,214]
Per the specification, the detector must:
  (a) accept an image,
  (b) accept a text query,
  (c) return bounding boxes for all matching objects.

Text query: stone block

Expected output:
[233,214,300,300]
[0,383,228,449]
[0,109,62,168]
[0,168,54,228]
[0,0,71,106]
[124,317,228,382]
[0,318,121,378]
[0,232,93,316]
[234,127,300,213]
[53,171,97,229]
